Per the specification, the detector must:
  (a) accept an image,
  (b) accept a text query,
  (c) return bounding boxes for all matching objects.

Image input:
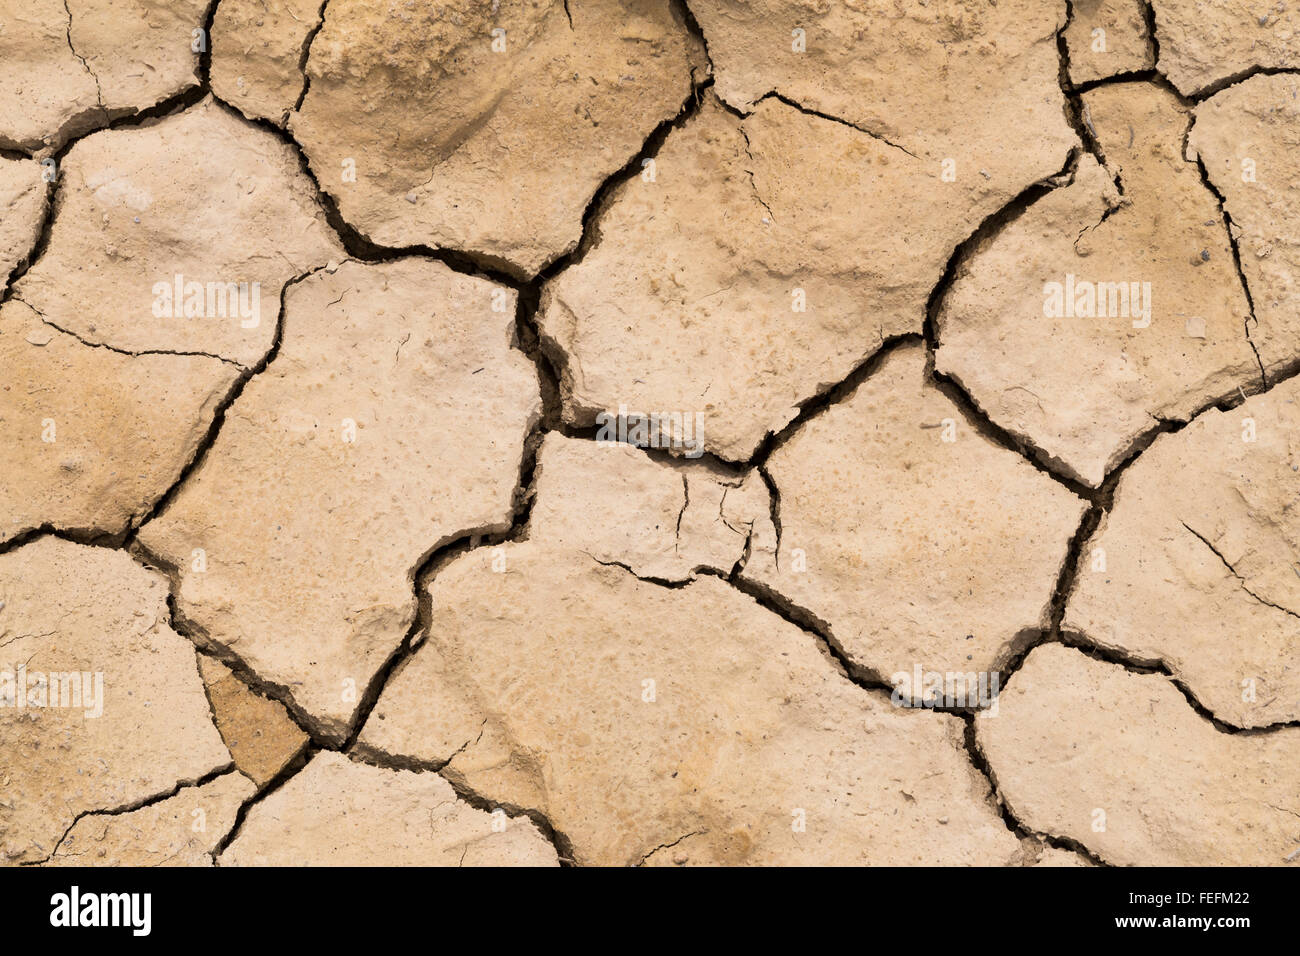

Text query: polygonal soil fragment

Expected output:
[0,538,233,864]
[743,342,1084,699]
[528,434,773,582]
[0,299,239,544]
[355,433,772,771]
[1151,0,1300,97]
[1190,73,1300,380]
[0,0,208,152]
[688,0,1076,207]
[137,258,540,742]
[13,97,341,367]
[1066,376,1300,728]
[1064,0,1154,84]
[219,752,558,866]
[198,655,309,786]
[360,546,1023,866]
[540,95,1030,460]
[0,156,47,283]
[935,82,1261,487]
[211,0,323,124]
[291,0,705,274]
[978,644,1300,866]
[0,0,100,152]
[46,771,254,866]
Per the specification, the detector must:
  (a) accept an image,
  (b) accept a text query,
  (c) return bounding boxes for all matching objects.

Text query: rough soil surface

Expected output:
[0,0,208,152]
[935,84,1260,488]
[12,96,341,367]
[359,536,1022,866]
[211,0,323,125]
[0,538,232,864]
[978,644,1300,866]
[1065,0,1154,84]
[525,434,773,582]
[1065,377,1300,729]
[690,0,1076,207]
[198,655,308,786]
[1151,0,1300,97]
[46,771,254,866]
[136,258,539,742]
[1190,73,1300,381]
[743,344,1086,693]
[0,299,239,544]
[0,157,46,281]
[1,0,1296,868]
[538,92,1055,460]
[291,0,706,275]
[218,751,558,866]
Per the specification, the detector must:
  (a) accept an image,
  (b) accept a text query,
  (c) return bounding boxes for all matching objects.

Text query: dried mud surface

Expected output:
[1,0,1297,867]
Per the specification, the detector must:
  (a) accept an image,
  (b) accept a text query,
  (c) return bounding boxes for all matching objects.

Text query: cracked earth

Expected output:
[1,0,1298,868]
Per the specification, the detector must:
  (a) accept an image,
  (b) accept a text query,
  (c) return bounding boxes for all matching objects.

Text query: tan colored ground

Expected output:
[0,0,1296,867]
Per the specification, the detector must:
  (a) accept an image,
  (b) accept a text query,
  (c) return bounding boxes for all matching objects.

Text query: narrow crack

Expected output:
[122,260,334,544]
[757,464,782,570]
[291,0,331,115]
[962,714,1112,867]
[208,93,526,285]
[673,474,689,553]
[575,550,913,710]
[1101,349,1300,490]
[0,182,55,310]
[1139,0,1162,69]
[727,518,755,576]
[1189,150,1269,386]
[581,552,694,589]
[24,763,237,866]
[0,524,123,556]
[748,334,926,473]
[1188,65,1300,103]
[194,648,226,743]
[723,574,898,704]
[436,768,578,866]
[1053,629,1300,735]
[533,78,715,283]
[1180,521,1300,622]
[674,0,716,78]
[1072,68,1164,96]
[1057,1,1111,170]
[737,124,778,222]
[337,519,523,753]
[749,90,917,158]
[212,744,315,861]
[350,719,487,776]
[635,829,705,866]
[1047,506,1107,638]
[15,295,242,367]
[922,146,1097,498]
[198,0,221,86]
[61,0,104,109]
